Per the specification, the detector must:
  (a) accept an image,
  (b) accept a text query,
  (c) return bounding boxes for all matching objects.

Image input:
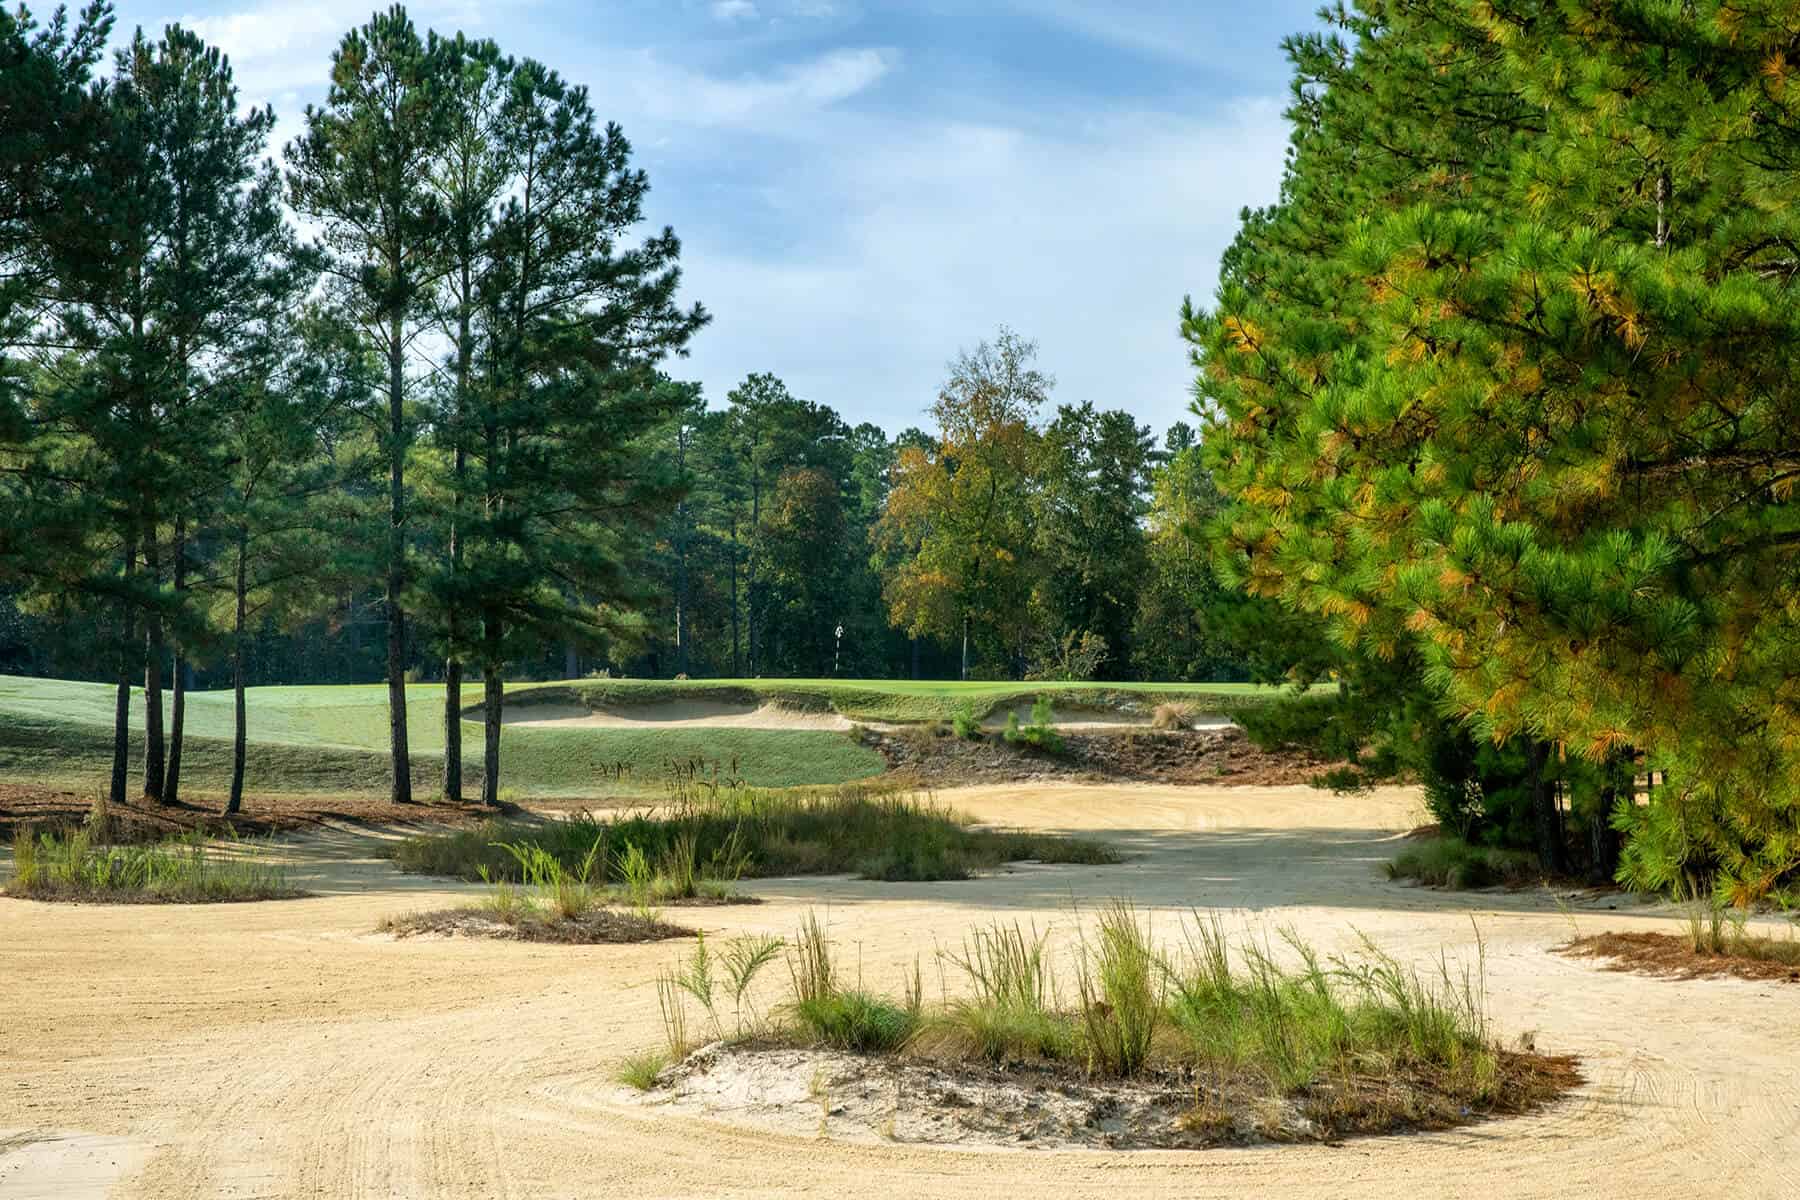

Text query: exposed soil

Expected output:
[636,1041,1580,1150]
[863,725,1330,788]
[381,906,697,944]
[0,781,507,842]
[1558,931,1800,983]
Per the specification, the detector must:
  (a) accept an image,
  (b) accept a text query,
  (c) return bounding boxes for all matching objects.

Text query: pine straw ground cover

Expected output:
[1559,902,1800,984]
[620,907,1580,1149]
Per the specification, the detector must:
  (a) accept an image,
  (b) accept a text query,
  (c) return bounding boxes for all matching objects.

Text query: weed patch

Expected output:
[1386,836,1538,889]
[5,827,303,903]
[390,782,1117,885]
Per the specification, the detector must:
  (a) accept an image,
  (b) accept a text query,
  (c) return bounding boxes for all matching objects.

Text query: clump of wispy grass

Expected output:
[391,781,1118,886]
[1386,836,1537,890]
[616,1050,671,1091]
[5,826,301,904]
[917,920,1071,1062]
[1077,900,1161,1076]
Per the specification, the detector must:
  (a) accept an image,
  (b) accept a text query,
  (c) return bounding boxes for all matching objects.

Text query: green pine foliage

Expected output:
[1192,1,1800,903]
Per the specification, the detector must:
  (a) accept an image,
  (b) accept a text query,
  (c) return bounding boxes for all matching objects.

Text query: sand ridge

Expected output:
[1,783,1796,1198]
[500,699,855,732]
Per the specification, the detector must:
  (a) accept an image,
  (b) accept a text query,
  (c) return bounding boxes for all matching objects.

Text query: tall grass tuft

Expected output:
[785,912,916,1052]
[924,921,1070,1062]
[1077,901,1160,1076]
[623,905,1559,1133]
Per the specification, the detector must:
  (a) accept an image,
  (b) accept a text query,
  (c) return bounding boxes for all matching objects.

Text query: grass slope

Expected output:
[543,677,1286,723]
[0,676,883,796]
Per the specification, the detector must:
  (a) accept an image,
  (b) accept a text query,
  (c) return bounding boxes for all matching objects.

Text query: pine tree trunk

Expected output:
[961,614,970,681]
[111,532,137,807]
[164,518,187,806]
[482,612,503,807]
[443,657,463,802]
[386,313,412,805]
[729,515,741,676]
[442,276,472,804]
[1588,751,1625,884]
[227,528,248,815]
[142,526,166,803]
[1528,739,1564,875]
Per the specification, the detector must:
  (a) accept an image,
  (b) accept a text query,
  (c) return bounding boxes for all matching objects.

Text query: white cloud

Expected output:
[614,45,895,130]
[677,99,1291,434]
[709,0,758,20]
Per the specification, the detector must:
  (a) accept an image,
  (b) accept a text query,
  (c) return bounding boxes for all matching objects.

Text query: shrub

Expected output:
[950,703,982,741]
[1002,696,1065,755]
[1387,836,1538,889]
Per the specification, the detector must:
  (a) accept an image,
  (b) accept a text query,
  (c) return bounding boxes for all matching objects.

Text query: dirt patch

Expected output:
[1558,931,1800,983]
[863,726,1328,788]
[380,906,699,944]
[633,1042,1580,1150]
[0,781,505,842]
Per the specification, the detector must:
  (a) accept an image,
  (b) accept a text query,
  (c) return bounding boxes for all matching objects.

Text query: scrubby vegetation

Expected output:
[389,781,1118,885]
[1386,836,1539,890]
[637,905,1575,1141]
[1000,695,1066,755]
[5,825,301,903]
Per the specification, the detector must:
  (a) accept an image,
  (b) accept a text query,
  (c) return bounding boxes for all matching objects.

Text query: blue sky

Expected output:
[147,0,1320,435]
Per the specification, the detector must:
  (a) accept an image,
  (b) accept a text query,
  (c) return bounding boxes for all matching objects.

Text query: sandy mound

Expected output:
[500,700,852,732]
[978,701,1235,732]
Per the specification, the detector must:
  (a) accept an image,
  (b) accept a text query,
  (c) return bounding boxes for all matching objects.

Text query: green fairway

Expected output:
[0,674,1291,798]
[0,676,887,796]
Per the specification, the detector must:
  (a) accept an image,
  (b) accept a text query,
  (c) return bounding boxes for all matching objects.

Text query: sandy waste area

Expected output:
[2,782,1797,1198]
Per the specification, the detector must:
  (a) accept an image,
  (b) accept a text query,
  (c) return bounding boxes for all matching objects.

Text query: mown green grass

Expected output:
[0,672,1286,798]
[0,675,884,796]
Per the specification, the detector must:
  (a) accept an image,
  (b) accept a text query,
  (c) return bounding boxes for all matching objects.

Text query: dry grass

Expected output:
[379,906,693,944]
[1150,702,1196,731]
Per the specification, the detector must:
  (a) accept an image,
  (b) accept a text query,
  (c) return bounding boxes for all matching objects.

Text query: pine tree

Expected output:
[463,58,706,804]
[421,32,512,803]
[287,5,451,805]
[1191,1,1800,898]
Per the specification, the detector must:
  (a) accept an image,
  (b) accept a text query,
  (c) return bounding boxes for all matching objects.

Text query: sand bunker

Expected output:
[501,700,853,732]
[2,783,1795,1198]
